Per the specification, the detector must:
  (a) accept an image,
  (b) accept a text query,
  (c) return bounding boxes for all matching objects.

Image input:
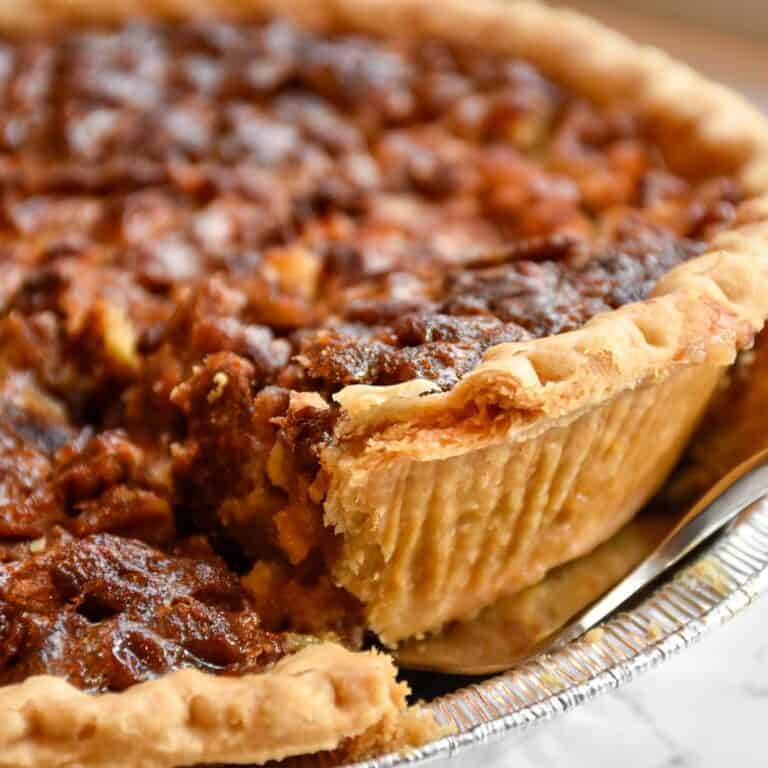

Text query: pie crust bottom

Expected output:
[326,364,722,644]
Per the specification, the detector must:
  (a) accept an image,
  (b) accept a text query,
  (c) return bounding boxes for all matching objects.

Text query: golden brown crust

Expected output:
[325,364,722,642]
[0,643,429,768]
[332,197,768,442]
[309,1,768,643]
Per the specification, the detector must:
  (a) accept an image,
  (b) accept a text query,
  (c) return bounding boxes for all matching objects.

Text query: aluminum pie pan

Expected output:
[344,496,768,768]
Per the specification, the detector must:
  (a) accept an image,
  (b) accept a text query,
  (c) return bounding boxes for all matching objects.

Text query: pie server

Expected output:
[395,445,768,675]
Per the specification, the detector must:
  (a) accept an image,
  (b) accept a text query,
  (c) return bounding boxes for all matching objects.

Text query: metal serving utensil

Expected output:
[395,445,768,675]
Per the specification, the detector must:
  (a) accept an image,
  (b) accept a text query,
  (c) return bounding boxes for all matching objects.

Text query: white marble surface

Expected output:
[458,593,768,768]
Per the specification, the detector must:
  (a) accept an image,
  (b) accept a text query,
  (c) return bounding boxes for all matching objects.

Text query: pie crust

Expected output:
[0,642,431,768]
[0,1,767,766]
[156,0,768,643]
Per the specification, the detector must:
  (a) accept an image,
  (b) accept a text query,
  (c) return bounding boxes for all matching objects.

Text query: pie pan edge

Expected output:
[349,497,768,768]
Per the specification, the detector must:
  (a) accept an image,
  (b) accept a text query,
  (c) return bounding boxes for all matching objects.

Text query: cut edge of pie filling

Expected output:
[0,11,746,719]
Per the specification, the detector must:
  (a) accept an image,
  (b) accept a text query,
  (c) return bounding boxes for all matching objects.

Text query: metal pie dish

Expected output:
[343,497,768,768]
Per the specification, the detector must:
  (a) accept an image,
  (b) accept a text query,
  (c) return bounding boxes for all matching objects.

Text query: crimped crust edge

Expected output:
[0,643,429,768]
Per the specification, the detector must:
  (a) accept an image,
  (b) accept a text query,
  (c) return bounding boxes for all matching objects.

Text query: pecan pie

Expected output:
[0,1,767,766]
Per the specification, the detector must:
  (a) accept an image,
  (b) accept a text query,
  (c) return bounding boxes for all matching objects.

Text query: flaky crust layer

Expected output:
[0,643,425,768]
[325,364,722,642]
[313,1,768,640]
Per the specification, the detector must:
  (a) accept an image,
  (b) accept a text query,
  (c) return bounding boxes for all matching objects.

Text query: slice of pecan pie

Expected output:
[0,1,767,766]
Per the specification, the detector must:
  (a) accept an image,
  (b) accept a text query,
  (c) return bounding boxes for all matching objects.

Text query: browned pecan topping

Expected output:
[0,533,290,692]
[0,19,743,689]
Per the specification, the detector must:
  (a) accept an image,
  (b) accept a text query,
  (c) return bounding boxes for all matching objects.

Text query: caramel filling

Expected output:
[0,19,741,689]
